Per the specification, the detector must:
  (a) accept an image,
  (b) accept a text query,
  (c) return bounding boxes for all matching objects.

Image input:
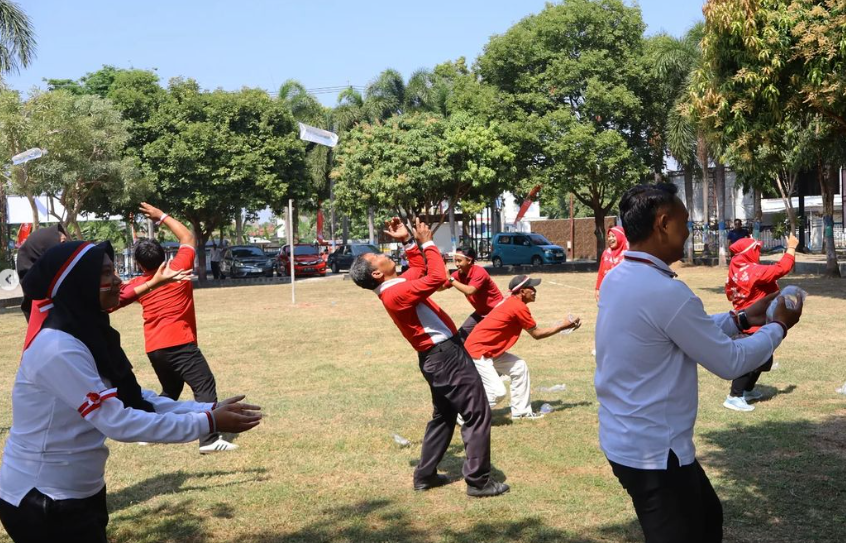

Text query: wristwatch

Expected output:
[449,277,455,283]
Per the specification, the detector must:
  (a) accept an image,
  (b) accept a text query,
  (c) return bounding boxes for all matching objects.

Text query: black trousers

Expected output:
[729,331,774,397]
[609,451,723,543]
[148,342,219,446]
[211,261,221,279]
[458,312,484,341]
[0,486,108,543]
[415,336,492,489]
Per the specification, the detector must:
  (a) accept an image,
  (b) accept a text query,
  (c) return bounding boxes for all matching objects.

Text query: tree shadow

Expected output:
[700,414,846,543]
[108,467,268,513]
[227,499,644,543]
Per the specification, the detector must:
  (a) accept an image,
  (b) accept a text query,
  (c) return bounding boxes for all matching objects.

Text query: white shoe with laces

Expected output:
[199,438,239,454]
[723,395,755,412]
[513,411,544,420]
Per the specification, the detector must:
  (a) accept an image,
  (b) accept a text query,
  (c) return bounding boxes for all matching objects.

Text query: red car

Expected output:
[278,244,327,277]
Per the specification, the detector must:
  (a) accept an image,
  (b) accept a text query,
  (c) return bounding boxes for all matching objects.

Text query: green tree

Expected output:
[24,90,142,238]
[0,0,34,75]
[143,79,306,279]
[476,0,652,259]
[694,0,844,276]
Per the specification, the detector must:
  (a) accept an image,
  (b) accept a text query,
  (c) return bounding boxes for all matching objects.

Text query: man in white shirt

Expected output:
[595,183,803,543]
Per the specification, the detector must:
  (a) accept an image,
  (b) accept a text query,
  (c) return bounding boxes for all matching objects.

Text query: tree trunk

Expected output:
[0,180,7,263]
[593,207,606,262]
[448,198,457,250]
[235,211,243,245]
[684,167,694,263]
[715,162,727,267]
[697,134,710,254]
[342,216,349,244]
[821,164,841,277]
[753,188,762,238]
[292,203,299,242]
[367,206,375,244]
[27,195,40,229]
[191,220,209,281]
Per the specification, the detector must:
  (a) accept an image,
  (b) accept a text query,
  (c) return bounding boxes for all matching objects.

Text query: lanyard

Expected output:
[624,255,677,278]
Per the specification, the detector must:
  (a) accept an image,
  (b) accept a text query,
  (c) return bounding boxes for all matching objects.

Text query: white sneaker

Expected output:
[456,414,465,426]
[199,438,239,454]
[743,389,763,402]
[723,395,754,412]
[513,411,544,420]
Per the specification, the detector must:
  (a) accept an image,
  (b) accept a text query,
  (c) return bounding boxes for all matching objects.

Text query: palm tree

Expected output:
[277,79,323,123]
[0,0,35,75]
[0,0,35,263]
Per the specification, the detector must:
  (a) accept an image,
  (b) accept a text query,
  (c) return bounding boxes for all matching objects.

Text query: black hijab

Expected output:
[16,224,69,321]
[21,240,154,412]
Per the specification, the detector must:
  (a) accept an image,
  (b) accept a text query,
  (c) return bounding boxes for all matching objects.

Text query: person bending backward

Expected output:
[722,234,798,412]
[115,203,236,453]
[349,217,509,498]
[0,241,260,543]
[595,226,629,303]
[440,245,504,339]
[595,183,802,543]
[463,275,580,420]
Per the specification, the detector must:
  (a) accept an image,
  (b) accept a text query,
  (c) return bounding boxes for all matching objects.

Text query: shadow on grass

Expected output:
[407,444,508,483]
[109,467,268,513]
[698,275,846,301]
[748,383,796,404]
[229,499,643,543]
[701,414,846,543]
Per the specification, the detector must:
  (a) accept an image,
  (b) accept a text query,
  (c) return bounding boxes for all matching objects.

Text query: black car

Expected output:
[219,245,274,278]
[327,243,380,274]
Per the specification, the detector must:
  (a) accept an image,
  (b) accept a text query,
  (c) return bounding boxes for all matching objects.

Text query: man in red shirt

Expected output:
[349,217,508,498]
[464,275,580,420]
[441,245,503,339]
[120,203,235,453]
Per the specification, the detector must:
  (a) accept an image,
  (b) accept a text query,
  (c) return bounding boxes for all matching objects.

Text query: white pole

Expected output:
[289,198,295,305]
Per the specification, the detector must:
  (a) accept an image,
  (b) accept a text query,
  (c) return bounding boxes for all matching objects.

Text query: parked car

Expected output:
[263,246,282,276]
[327,243,380,274]
[278,244,326,277]
[490,233,566,267]
[219,245,275,278]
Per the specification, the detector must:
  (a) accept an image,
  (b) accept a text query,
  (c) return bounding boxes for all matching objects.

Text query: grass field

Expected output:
[0,266,844,543]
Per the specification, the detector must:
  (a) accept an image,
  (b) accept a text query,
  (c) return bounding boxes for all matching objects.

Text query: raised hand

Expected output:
[139,202,165,223]
[412,217,433,244]
[383,217,410,242]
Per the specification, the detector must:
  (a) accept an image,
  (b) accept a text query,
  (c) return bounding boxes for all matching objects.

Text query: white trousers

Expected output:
[472,352,531,417]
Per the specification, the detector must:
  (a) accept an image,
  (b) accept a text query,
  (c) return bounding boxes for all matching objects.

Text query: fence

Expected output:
[690,221,846,255]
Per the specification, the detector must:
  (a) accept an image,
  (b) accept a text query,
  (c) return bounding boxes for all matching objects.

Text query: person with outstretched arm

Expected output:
[118,203,237,453]
[595,184,802,543]
[440,245,504,340]
[721,234,798,411]
[0,240,260,543]
[348,217,508,498]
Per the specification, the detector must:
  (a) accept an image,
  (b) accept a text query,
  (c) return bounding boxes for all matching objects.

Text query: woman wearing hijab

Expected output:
[15,224,68,319]
[0,241,261,543]
[595,226,629,303]
[723,234,799,412]
[15,224,188,322]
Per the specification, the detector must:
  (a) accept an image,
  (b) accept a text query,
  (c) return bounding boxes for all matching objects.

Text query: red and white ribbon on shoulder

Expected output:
[77,388,118,418]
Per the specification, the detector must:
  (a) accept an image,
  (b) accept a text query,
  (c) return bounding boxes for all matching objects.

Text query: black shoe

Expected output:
[466,479,510,498]
[413,474,452,492]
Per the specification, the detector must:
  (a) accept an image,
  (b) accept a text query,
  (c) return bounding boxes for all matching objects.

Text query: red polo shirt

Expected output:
[124,245,198,353]
[464,295,536,359]
[446,265,503,316]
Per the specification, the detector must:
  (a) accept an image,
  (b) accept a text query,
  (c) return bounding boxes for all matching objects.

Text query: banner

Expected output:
[298,123,339,148]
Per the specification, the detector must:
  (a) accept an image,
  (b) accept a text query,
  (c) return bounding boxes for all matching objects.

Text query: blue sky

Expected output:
[8,1,706,105]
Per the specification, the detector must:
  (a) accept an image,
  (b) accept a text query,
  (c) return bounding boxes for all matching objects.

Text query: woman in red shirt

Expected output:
[723,234,798,411]
[595,226,629,302]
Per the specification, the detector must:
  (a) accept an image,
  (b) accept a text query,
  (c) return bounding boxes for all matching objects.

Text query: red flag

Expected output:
[514,185,542,223]
[17,223,32,245]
